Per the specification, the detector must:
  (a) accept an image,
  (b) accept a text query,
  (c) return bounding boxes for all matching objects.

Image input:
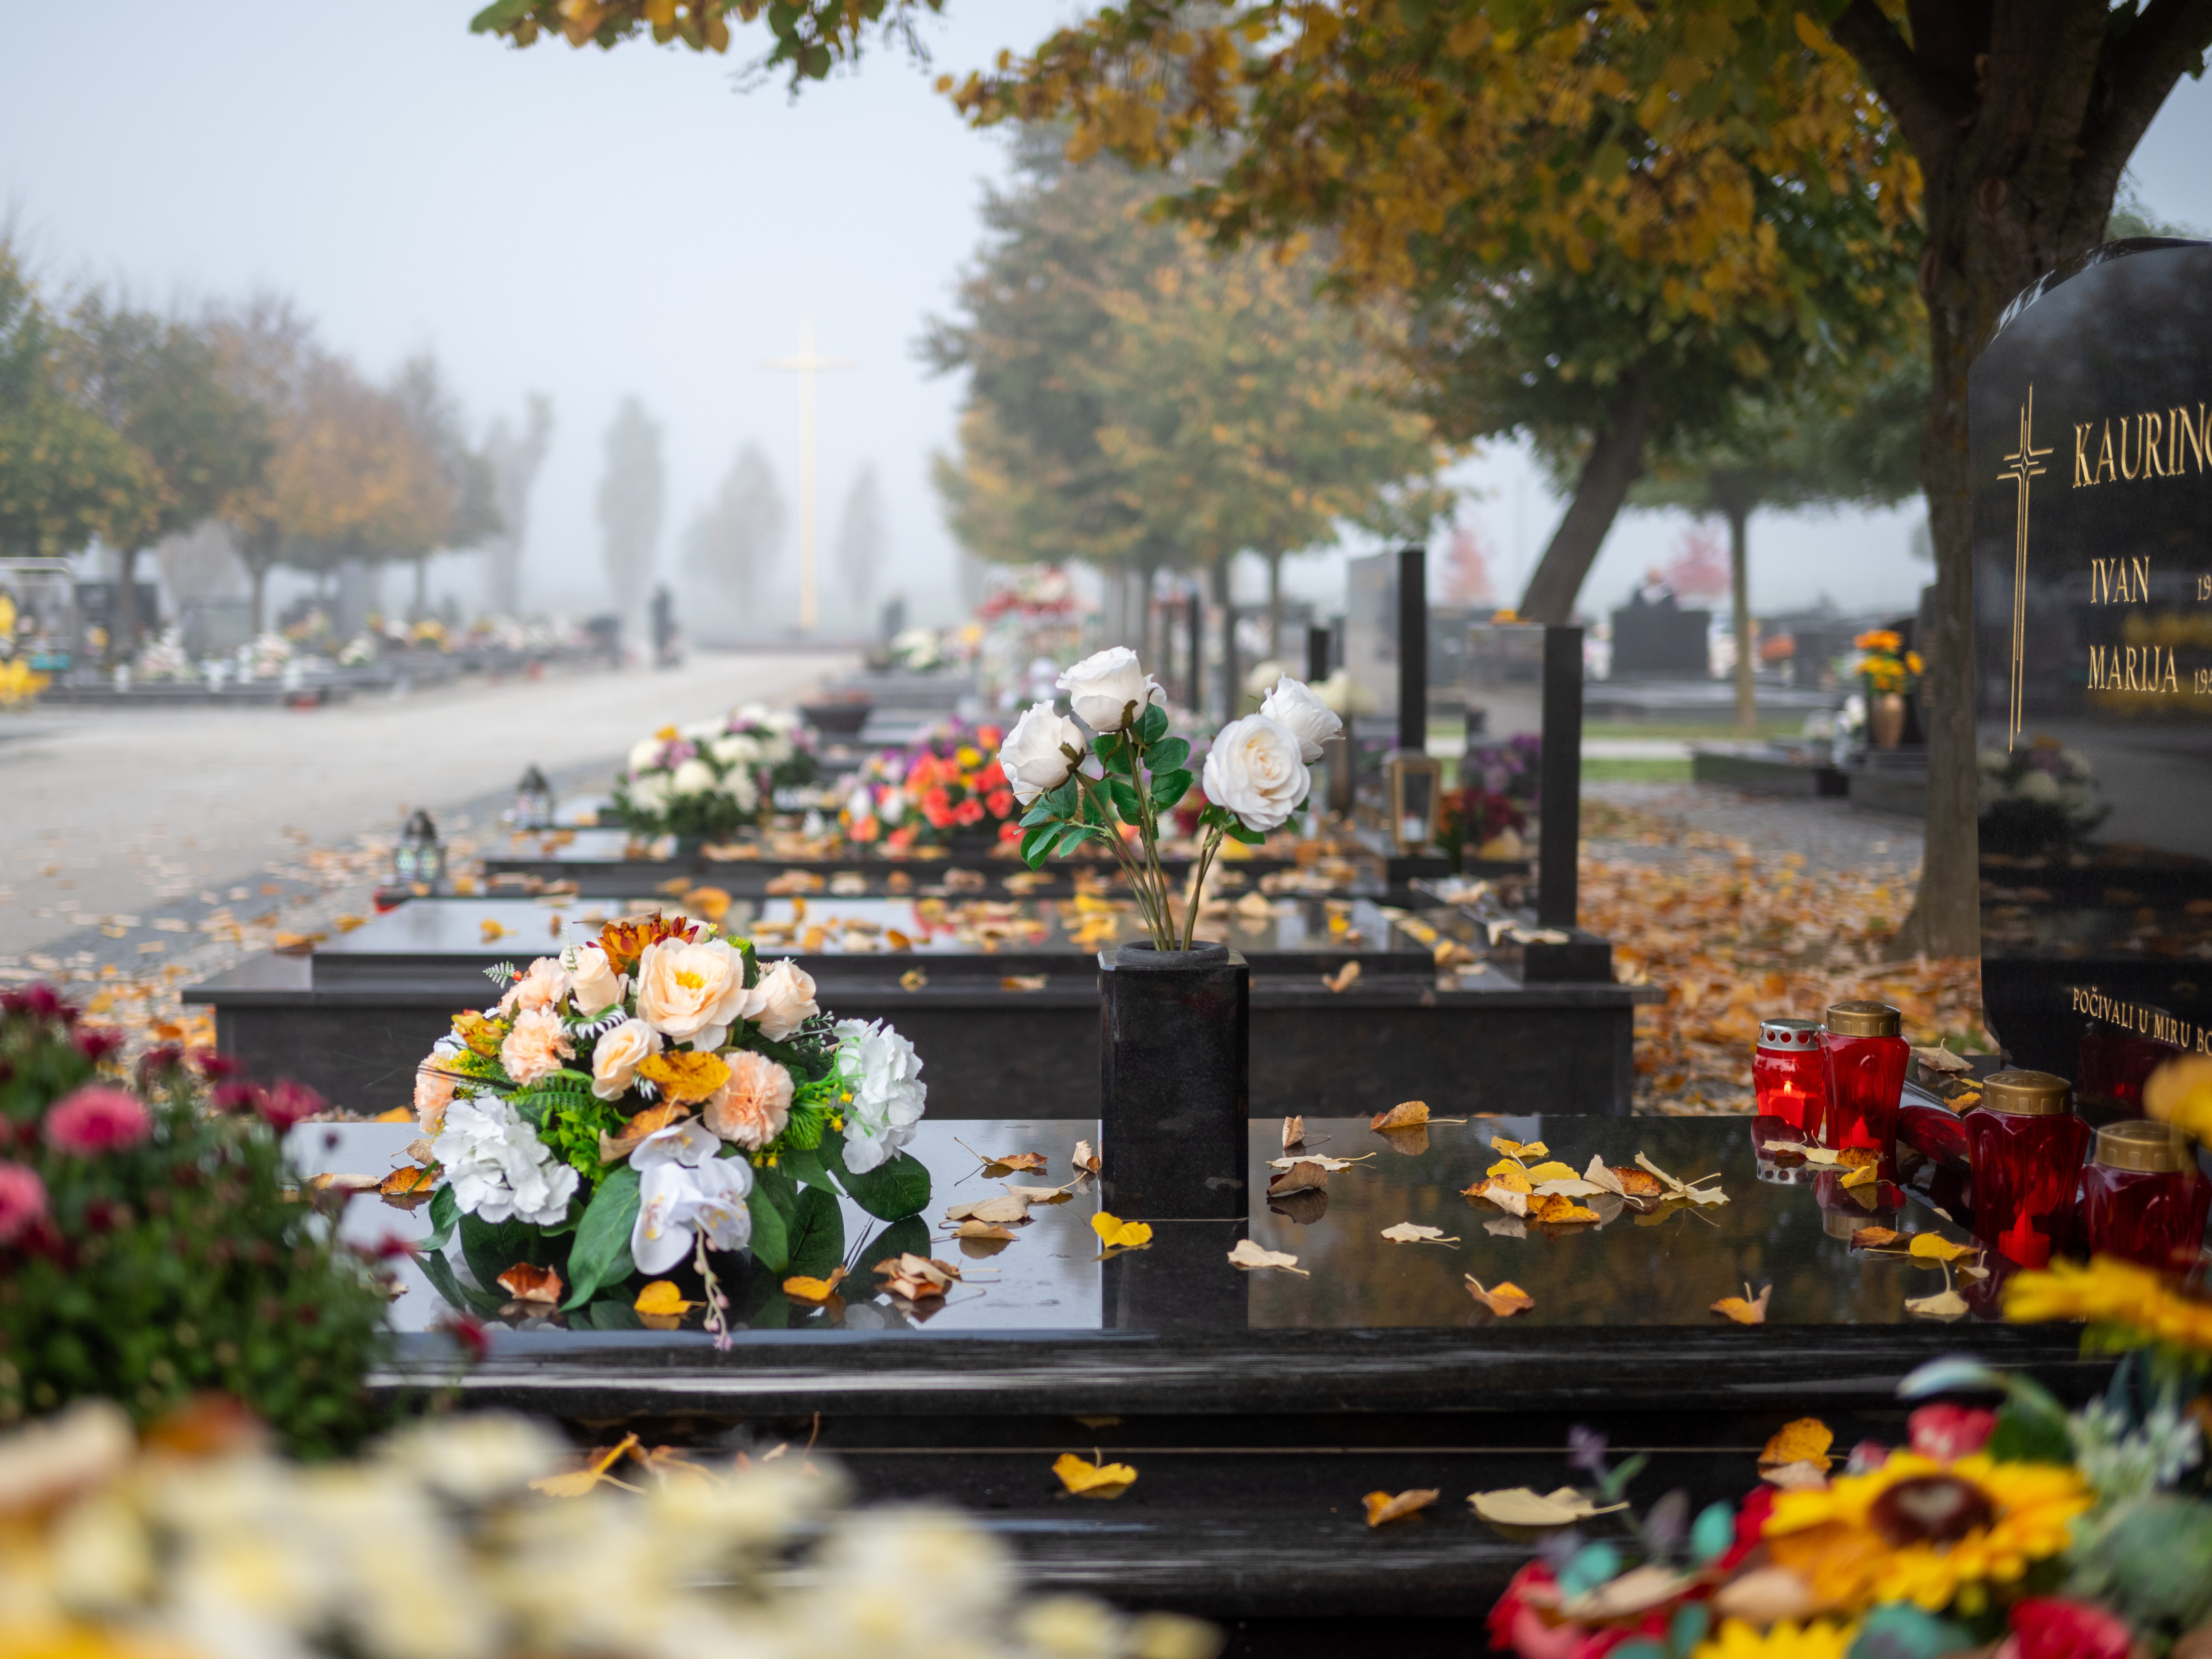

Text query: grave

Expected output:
[1967,238,2212,1096]
[305,1113,2109,1624]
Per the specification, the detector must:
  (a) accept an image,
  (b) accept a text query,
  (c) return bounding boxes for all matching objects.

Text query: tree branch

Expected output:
[2077,0,2212,207]
[1830,1,1971,166]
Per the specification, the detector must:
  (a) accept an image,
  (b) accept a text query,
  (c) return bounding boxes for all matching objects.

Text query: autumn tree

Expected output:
[835,462,887,628]
[483,394,555,616]
[684,440,784,628]
[390,354,500,617]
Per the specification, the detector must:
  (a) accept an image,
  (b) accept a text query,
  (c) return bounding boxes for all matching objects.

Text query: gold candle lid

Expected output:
[1826,1000,1901,1038]
[1981,1070,2075,1116]
[2094,1119,2191,1173]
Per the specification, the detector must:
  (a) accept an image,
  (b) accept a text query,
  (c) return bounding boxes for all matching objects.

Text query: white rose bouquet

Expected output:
[411,912,930,1344]
[999,649,1341,951]
[611,707,816,841]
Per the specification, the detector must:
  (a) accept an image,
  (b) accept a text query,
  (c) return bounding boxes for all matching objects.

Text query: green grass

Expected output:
[1580,719,1808,741]
[1581,757,1693,783]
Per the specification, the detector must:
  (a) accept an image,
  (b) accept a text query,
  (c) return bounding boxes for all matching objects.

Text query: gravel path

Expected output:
[1584,779,1924,878]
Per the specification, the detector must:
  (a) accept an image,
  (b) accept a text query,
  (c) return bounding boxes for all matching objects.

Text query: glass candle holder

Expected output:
[2081,1119,2210,1273]
[1823,1001,1908,1161]
[1966,1070,2091,1269]
[1754,1018,1827,1152]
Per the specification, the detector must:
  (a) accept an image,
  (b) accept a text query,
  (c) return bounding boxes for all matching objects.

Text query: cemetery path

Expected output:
[0,648,853,960]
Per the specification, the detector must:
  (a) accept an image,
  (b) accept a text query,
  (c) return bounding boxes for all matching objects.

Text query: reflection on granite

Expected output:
[293,1115,1995,1342]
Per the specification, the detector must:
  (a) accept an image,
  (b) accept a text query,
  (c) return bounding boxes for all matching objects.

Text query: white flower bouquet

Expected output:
[998,647,1341,951]
[411,911,929,1342]
[612,704,817,842]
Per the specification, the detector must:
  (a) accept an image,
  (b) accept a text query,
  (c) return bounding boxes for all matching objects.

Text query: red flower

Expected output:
[998,819,1024,843]
[2010,1599,2134,1659]
[44,1086,153,1155]
[985,789,1015,819]
[195,1051,243,1081]
[1908,1403,1998,1461]
[257,1079,325,1132]
[72,1028,125,1064]
[954,797,985,827]
[0,1161,48,1245]
[438,1312,490,1364]
[212,1081,261,1114]
[921,786,951,817]
[974,759,1007,791]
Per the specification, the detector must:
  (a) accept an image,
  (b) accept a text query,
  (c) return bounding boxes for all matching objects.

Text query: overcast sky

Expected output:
[8,7,2212,631]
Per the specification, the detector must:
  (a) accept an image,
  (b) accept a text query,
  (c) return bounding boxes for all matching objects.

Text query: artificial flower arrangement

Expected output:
[996,647,1341,950]
[1850,630,1923,698]
[840,721,1018,851]
[611,704,816,842]
[411,911,930,1341]
[1440,733,1543,868]
[1978,736,2109,858]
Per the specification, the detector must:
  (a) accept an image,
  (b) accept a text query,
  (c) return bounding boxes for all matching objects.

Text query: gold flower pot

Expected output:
[1869,692,1907,750]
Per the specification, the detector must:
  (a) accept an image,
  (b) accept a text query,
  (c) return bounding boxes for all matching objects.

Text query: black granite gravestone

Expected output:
[1972,238,2212,1102]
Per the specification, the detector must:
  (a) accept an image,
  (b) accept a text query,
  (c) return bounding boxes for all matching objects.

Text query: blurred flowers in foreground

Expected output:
[0,1399,1219,1659]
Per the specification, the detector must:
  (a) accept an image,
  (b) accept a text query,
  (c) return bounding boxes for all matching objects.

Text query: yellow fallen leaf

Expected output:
[900,968,928,991]
[1370,1100,1428,1130]
[1092,1212,1154,1250]
[635,1279,700,1316]
[1227,1238,1306,1274]
[1839,1164,1880,1190]
[530,1433,642,1498]
[379,1164,438,1195]
[780,1267,850,1303]
[1711,1282,1772,1325]
[332,913,367,933]
[1469,1486,1626,1527]
[1523,1160,1579,1183]
[371,1106,415,1123]
[1364,1488,1440,1527]
[1053,1451,1138,1498]
[635,1048,732,1105]
[1466,1277,1534,1315]
[1001,974,1049,991]
[1324,961,1361,992]
[1907,1233,1977,1263]
[1484,1163,1534,1193]
[1491,1137,1548,1160]
[479,919,512,942]
[497,1262,563,1304]
[1851,1226,1906,1250]
[680,885,733,922]
[1381,1221,1458,1245]
[1759,1418,1833,1472]
[1530,1194,1600,1225]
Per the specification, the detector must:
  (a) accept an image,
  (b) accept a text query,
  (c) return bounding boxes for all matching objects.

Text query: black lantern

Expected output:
[513,765,554,830]
[394,809,445,890]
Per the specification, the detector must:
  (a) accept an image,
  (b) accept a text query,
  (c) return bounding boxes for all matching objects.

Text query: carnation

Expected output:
[834,1019,926,1174]
[500,1008,575,1087]
[0,1161,48,1245]
[432,1096,579,1228]
[43,1087,153,1156]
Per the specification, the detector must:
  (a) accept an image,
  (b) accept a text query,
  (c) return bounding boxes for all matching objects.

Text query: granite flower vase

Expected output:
[1096,942,1249,1220]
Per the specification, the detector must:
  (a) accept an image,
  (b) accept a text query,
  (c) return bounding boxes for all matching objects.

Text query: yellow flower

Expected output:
[1696,1619,1859,1659]
[1762,1452,2091,1613]
[2143,1053,2212,1145]
[1904,652,1924,674]
[2005,1253,2212,1352]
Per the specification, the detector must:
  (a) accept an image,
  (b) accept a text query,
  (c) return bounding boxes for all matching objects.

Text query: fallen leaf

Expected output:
[1053,1452,1138,1498]
[1381,1221,1458,1245]
[1907,1233,1978,1264]
[1484,1215,1529,1239]
[635,1279,700,1316]
[945,1195,1031,1224]
[1762,1140,1844,1166]
[1611,1166,1665,1197]
[1485,1162,1535,1193]
[1370,1100,1429,1130]
[875,1252,961,1301]
[1635,1151,1728,1206]
[1363,1488,1440,1527]
[497,1262,563,1304]
[1713,1567,1823,1625]
[378,1164,438,1196]
[953,1220,1020,1241]
[1851,1226,1906,1250]
[1071,1140,1100,1174]
[531,1434,642,1498]
[1839,1147,1880,1169]
[1839,1164,1880,1190]
[1466,1277,1534,1316]
[1324,961,1361,993]
[1228,1238,1307,1274]
[1580,1157,1627,1196]
[308,1173,380,1194]
[1529,1194,1600,1225]
[1759,1418,1834,1472]
[1091,1212,1154,1250]
[1268,1164,1328,1197]
[1558,1566,1697,1621]
[1762,1461,1832,1491]
[478,919,512,943]
[332,914,367,933]
[1491,1137,1548,1159]
[1001,974,1049,991]
[1269,1153,1359,1171]
[1523,1160,1580,1183]
[780,1268,849,1303]
[1906,1263,1969,1320]
[1711,1282,1772,1325]
[988,1151,1049,1173]
[900,968,928,991]
[1282,1115,1305,1149]
[1532,1178,1608,1198]
[1464,1181,1530,1218]
[680,886,733,923]
[1469,1486,1627,1527]
[1003,1184,1068,1202]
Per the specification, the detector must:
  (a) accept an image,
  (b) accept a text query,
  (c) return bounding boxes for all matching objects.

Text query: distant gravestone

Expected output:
[1609,593,1710,679]
[1973,238,2212,1106]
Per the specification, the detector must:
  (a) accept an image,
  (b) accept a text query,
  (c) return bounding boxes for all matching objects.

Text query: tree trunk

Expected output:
[250,561,269,637]
[1517,370,1655,624]
[413,555,429,620]
[112,546,140,665]
[1726,503,1755,736]
[1266,549,1284,661]
[1211,557,1236,718]
[1136,556,1158,663]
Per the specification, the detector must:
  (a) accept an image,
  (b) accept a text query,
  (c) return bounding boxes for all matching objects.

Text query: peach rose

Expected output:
[500,1007,574,1087]
[633,937,750,1049]
[704,1050,794,1149]
[744,959,819,1042]
[568,944,625,1016]
[590,1017,662,1102]
[499,956,569,1015]
[414,1065,456,1134]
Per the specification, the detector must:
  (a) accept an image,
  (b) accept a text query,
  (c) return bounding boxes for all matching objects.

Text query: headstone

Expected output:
[1972,238,2212,1100]
[1344,551,1398,724]
[1609,585,1711,679]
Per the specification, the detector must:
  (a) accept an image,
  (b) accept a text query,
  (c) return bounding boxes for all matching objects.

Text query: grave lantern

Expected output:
[393,809,445,890]
[513,765,554,830]
[1966,1070,2090,1269]
[1383,751,1441,853]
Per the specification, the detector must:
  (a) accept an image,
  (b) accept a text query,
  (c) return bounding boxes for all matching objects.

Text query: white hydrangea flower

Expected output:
[630,1121,753,1274]
[834,1019,927,1174]
[432,1096,579,1228]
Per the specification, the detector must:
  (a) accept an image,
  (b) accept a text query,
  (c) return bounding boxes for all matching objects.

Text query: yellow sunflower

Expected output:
[2004,1254,2212,1353]
[1695,1618,1860,1659]
[1762,1452,2091,1613]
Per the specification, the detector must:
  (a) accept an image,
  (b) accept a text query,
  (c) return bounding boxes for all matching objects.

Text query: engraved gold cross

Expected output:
[2000,387,2052,750]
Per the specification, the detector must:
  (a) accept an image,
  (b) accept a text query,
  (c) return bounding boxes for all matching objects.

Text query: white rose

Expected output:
[998,701,1087,805]
[671,759,719,798]
[627,737,663,774]
[834,1018,926,1174]
[744,958,819,1041]
[567,944,625,1016]
[1258,674,1344,764]
[627,773,671,813]
[1200,713,1310,832]
[634,936,751,1049]
[589,1017,661,1101]
[1056,647,1164,733]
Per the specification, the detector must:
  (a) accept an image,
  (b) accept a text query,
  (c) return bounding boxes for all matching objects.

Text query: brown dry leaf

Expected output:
[1839,1164,1881,1190]
[945,1195,1031,1224]
[1269,1153,1359,1171]
[1907,1233,1978,1264]
[1469,1486,1625,1527]
[953,1220,1020,1241]
[496,1262,563,1304]
[1003,1184,1068,1203]
[1363,1488,1440,1527]
[1227,1238,1307,1274]
[899,968,928,991]
[1324,961,1361,993]
[1580,1157,1628,1196]
[1635,1152,1728,1206]
[780,1268,849,1303]
[1851,1226,1906,1250]
[1758,1418,1834,1472]
[531,1433,643,1498]
[1491,1137,1548,1160]
[1071,1140,1101,1174]
[1091,1212,1154,1250]
[680,886,733,923]
[1381,1221,1458,1245]
[309,1173,380,1194]
[1838,1147,1880,1169]
[987,1151,1049,1173]
[1370,1100,1429,1131]
[1053,1452,1138,1498]
[1282,1114,1305,1149]
[378,1165,438,1202]
[272,931,320,955]
[1711,1282,1772,1325]
[874,1252,962,1301]
[1529,1194,1600,1225]
[1001,974,1049,991]
[1763,1140,1844,1166]
[599,1102,692,1163]
[1466,1277,1534,1316]
[1612,1166,1665,1197]
[1268,1164,1328,1198]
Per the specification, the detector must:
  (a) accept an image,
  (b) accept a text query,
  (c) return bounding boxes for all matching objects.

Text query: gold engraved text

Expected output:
[2090,556,2150,603]
[2088,643,2181,692]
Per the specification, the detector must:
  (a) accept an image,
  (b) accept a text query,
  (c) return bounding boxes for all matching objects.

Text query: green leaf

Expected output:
[1987,1373,2073,1464]
[1054,823,1096,856]
[559,1166,642,1310]
[459,1211,561,1300]
[787,1185,846,1279]
[1108,778,1144,822]
[419,1249,502,1317]
[582,1296,643,1331]
[1150,768,1193,809]
[779,1144,839,1195]
[422,1184,459,1253]
[1148,736,1190,772]
[749,1166,797,1273]
[1225,821,1267,845]
[1138,703,1169,743]
[824,1135,932,1221]
[1019,802,1058,827]
[467,0,539,33]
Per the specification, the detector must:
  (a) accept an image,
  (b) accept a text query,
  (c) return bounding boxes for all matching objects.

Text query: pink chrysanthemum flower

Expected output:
[0,1162,48,1244]
[43,1086,153,1156]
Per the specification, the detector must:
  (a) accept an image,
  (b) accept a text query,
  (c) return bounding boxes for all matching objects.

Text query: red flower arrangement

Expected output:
[843,723,1022,850]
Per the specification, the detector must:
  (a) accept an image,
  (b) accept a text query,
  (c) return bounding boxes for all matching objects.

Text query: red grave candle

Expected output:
[1822,1001,1908,1163]
[1966,1070,2091,1269]
[1754,1018,1827,1152]
[2080,1119,2211,1273]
